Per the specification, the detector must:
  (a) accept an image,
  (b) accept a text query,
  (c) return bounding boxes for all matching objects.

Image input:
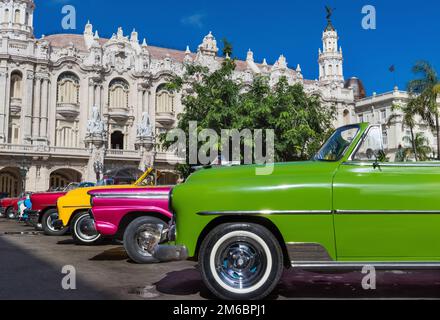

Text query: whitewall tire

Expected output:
[199,223,284,300]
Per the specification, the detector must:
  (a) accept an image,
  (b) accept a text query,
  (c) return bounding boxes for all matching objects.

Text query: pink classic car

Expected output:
[88,186,172,264]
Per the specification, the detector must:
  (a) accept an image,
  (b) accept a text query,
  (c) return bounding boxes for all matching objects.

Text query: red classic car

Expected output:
[0,196,21,219]
[27,182,95,235]
[88,186,172,264]
[27,191,70,235]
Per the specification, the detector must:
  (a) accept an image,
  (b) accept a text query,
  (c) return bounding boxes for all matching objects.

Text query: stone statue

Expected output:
[137,112,153,138]
[87,106,106,136]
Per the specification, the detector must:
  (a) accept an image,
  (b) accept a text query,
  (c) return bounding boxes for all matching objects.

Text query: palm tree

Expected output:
[407,61,440,159]
[388,101,421,161]
[403,132,432,161]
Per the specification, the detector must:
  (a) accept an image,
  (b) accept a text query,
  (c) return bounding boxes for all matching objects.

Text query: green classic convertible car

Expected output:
[154,123,440,300]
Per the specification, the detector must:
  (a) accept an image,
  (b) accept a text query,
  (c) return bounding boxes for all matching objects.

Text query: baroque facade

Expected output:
[3,0,419,196]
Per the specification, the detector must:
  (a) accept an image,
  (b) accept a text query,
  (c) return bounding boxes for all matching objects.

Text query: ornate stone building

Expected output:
[0,0,358,195]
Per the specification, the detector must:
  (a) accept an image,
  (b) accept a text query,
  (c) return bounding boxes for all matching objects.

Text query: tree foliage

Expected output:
[407,60,440,159]
[161,46,335,176]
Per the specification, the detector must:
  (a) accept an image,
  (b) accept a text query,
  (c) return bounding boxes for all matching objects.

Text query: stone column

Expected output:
[144,90,150,113]
[137,137,155,172]
[32,76,41,140]
[95,83,102,113]
[39,78,49,140]
[137,86,144,119]
[0,70,8,143]
[85,137,106,183]
[22,71,34,143]
[88,79,95,118]
[35,164,50,192]
[149,89,155,123]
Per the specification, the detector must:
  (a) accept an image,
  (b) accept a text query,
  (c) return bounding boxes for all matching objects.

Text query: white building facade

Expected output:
[0,0,421,196]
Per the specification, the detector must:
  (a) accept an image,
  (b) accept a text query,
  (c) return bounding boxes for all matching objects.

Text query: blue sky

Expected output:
[37,0,440,95]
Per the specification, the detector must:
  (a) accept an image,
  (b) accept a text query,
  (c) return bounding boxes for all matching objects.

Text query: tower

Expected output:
[318,11,343,82]
[0,0,35,39]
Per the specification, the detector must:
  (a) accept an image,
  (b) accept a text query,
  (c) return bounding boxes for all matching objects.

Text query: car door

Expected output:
[333,125,440,261]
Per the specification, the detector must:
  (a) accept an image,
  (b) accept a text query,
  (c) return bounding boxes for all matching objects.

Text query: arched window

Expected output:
[14,9,20,24]
[25,12,29,25]
[57,72,80,104]
[111,131,124,150]
[50,169,82,191]
[109,79,129,109]
[0,171,19,197]
[156,84,174,114]
[10,71,22,99]
[4,9,9,23]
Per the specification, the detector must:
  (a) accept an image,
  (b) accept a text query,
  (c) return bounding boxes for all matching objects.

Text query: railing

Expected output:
[106,149,140,159]
[0,144,89,157]
[0,143,183,162]
[356,90,409,104]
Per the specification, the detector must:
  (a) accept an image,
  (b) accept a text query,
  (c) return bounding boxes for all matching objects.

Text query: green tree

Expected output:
[221,38,233,58]
[403,132,432,161]
[161,44,335,177]
[388,100,423,161]
[407,61,440,159]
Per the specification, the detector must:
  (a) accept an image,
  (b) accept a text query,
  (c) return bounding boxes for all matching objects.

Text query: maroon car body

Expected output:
[0,196,20,217]
[88,186,172,263]
[27,191,67,228]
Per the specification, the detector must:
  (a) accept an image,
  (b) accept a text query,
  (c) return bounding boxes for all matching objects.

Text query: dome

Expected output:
[344,77,366,100]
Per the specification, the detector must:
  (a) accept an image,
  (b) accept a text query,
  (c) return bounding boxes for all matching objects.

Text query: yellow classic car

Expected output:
[55,168,156,244]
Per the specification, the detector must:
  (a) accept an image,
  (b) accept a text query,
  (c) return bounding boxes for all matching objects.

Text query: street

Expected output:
[0,218,439,300]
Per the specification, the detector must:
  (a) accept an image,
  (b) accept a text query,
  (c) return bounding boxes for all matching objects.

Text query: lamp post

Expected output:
[19,157,30,193]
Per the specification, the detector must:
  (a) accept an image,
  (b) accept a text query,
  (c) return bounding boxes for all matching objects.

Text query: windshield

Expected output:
[313,125,360,161]
[64,183,79,192]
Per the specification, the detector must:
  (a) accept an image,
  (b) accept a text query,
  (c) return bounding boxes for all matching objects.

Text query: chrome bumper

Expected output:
[153,245,188,262]
[152,218,188,262]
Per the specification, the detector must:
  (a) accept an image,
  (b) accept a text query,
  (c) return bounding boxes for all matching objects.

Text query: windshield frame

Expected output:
[313,124,362,162]
[347,124,384,162]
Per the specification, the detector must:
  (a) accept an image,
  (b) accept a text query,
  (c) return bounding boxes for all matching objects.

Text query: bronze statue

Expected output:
[325,5,335,22]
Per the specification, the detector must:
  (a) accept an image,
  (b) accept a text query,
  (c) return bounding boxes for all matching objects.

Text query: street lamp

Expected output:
[19,157,31,193]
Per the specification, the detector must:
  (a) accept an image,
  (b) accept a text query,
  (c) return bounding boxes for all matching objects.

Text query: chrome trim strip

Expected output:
[197,210,333,216]
[92,192,169,200]
[335,210,440,215]
[343,161,440,168]
[291,261,440,270]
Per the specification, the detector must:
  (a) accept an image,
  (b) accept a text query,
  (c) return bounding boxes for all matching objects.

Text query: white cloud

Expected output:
[181,13,205,29]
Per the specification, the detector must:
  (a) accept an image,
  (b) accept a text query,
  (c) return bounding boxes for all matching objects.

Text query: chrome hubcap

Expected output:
[76,215,99,241]
[216,239,266,290]
[47,213,61,232]
[135,224,162,257]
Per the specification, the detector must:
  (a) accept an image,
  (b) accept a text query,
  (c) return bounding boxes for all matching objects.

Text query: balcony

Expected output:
[0,144,89,158]
[108,107,130,122]
[106,149,141,160]
[57,103,80,118]
[9,98,22,114]
[156,112,175,126]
